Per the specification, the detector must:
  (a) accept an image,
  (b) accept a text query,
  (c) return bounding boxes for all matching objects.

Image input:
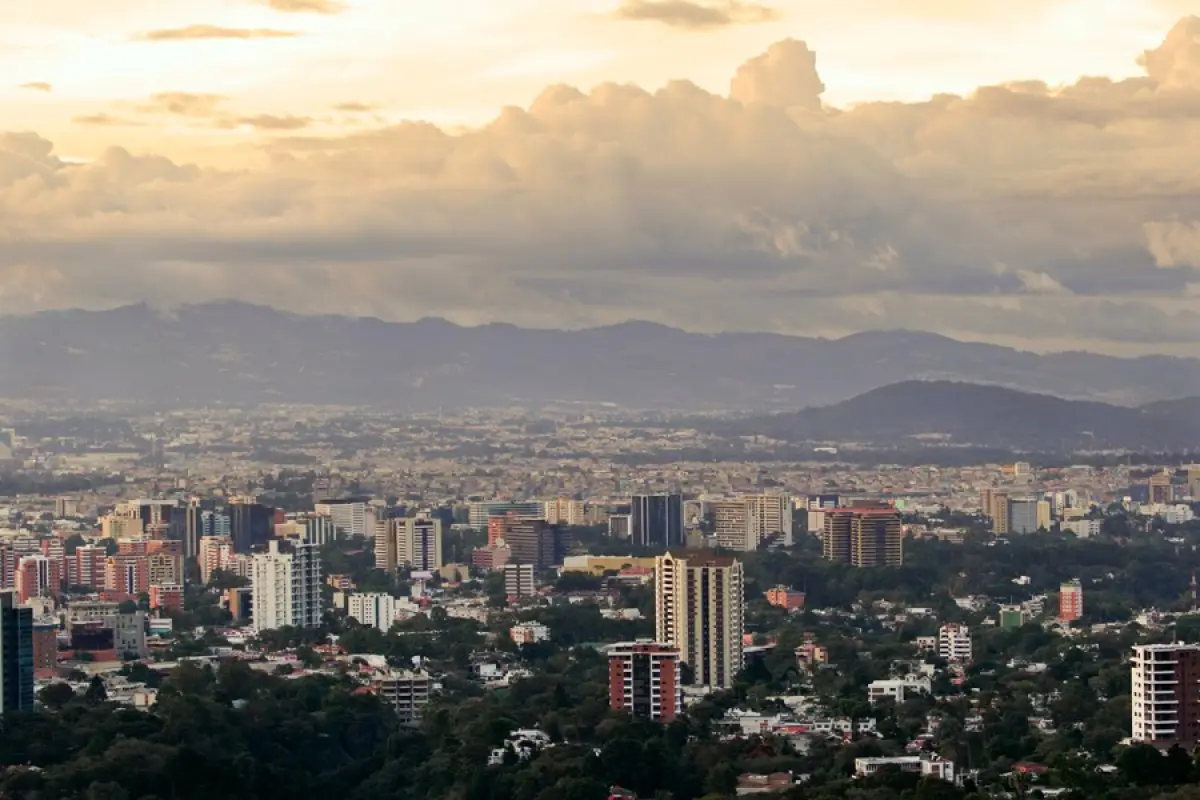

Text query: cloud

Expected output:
[10,17,1200,354]
[137,92,228,117]
[256,0,345,12]
[19,82,52,93]
[71,114,145,127]
[729,39,824,109]
[216,114,313,130]
[333,102,378,113]
[613,0,779,30]
[138,25,299,41]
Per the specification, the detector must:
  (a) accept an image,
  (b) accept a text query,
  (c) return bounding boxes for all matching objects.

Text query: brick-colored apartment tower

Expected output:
[608,641,682,722]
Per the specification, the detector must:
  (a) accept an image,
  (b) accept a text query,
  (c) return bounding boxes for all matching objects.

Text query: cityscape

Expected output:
[6,1,1200,798]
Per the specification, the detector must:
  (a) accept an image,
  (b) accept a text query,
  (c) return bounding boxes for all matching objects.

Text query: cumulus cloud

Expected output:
[10,17,1200,354]
[138,25,299,41]
[729,39,824,109]
[613,0,779,30]
[19,82,52,93]
[257,0,345,12]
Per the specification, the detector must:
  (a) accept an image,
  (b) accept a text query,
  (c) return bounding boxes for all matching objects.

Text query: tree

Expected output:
[84,676,107,704]
[37,682,75,710]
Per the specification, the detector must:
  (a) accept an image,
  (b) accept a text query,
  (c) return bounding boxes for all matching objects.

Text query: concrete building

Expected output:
[347,592,398,632]
[655,552,744,689]
[980,489,1010,534]
[1150,471,1175,505]
[374,669,432,725]
[315,499,370,539]
[868,676,932,704]
[467,501,543,531]
[149,584,183,613]
[938,623,972,664]
[710,494,795,551]
[822,508,903,567]
[1061,519,1101,538]
[16,555,59,603]
[0,592,33,714]
[504,563,535,598]
[1132,644,1200,746]
[509,622,551,644]
[251,541,323,631]
[400,516,444,571]
[608,640,682,722]
[1008,498,1040,534]
[1059,579,1083,623]
[542,498,585,526]
[765,586,805,611]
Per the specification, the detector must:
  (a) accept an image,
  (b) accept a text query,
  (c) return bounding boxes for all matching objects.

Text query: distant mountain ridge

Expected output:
[3,302,1200,410]
[712,381,1200,452]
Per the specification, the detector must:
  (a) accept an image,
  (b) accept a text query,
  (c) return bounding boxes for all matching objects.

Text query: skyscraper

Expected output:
[608,641,682,722]
[1149,470,1175,505]
[251,541,323,631]
[655,552,744,689]
[631,494,684,549]
[229,498,273,554]
[183,499,203,559]
[400,515,444,571]
[980,489,1010,534]
[0,591,33,714]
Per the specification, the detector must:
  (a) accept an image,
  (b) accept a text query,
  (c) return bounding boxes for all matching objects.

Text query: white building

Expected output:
[868,676,932,704]
[937,623,972,664]
[347,592,399,632]
[710,495,794,551]
[251,541,323,631]
[855,756,955,783]
[1061,519,1101,538]
[655,552,744,689]
[1131,643,1200,745]
[315,501,368,539]
[509,622,551,645]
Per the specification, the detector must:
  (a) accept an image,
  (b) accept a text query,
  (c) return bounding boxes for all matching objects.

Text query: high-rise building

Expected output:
[347,593,398,632]
[198,535,233,584]
[744,494,794,548]
[1008,499,1040,534]
[937,623,972,664]
[229,499,273,554]
[0,591,33,714]
[315,499,371,539]
[184,499,204,560]
[655,552,744,689]
[822,508,903,567]
[105,553,150,596]
[399,516,444,571]
[710,500,750,551]
[16,555,60,603]
[504,563,535,598]
[251,541,323,631]
[1132,644,1200,746]
[1036,500,1052,531]
[608,641,682,722]
[980,489,1010,534]
[71,545,107,590]
[1059,580,1083,622]
[631,495,684,549]
[543,498,586,526]
[147,551,184,588]
[1150,470,1175,505]
[496,516,559,571]
[149,584,184,613]
[468,501,544,531]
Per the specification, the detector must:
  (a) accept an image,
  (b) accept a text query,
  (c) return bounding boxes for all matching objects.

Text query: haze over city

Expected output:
[4,1,1200,355]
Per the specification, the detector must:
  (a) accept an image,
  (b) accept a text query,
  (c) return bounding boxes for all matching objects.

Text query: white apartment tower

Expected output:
[251,541,323,631]
[347,592,398,632]
[1132,644,1200,746]
[937,623,972,664]
[710,495,794,551]
[655,552,745,689]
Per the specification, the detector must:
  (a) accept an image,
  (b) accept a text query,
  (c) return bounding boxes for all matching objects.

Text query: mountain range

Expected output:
[711,381,1200,452]
[2,302,1200,412]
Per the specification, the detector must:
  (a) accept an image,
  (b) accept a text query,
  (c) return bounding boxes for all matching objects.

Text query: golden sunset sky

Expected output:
[4,0,1200,354]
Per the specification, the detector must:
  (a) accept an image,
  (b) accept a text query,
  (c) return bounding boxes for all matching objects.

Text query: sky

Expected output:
[3,0,1200,355]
